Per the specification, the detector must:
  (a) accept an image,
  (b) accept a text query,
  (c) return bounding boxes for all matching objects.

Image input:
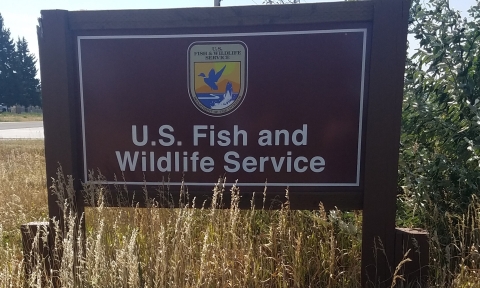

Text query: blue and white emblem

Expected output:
[188,41,247,117]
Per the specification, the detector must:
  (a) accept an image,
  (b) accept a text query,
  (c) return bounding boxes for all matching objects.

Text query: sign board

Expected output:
[39,2,409,286]
[78,29,368,188]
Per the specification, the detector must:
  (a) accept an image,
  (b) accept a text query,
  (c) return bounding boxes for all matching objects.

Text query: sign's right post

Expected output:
[362,0,411,287]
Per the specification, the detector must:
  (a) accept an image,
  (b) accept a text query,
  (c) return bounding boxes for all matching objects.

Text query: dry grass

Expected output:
[0,140,48,234]
[0,140,479,287]
[0,112,43,122]
[0,140,47,287]
[427,196,480,287]
[73,182,363,287]
[0,140,362,287]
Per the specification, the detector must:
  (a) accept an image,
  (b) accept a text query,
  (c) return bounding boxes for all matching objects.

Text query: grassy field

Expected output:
[0,140,479,287]
[0,112,43,122]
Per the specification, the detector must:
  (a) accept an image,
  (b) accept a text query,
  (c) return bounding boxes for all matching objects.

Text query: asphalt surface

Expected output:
[0,121,43,130]
[0,121,44,139]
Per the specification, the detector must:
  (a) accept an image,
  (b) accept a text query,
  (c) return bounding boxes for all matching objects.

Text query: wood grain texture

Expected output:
[68,2,374,30]
[39,10,84,223]
[361,0,410,287]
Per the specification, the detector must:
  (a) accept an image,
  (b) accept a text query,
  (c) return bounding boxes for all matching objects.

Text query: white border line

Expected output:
[356,29,368,186]
[87,181,361,187]
[78,28,368,187]
[77,37,88,183]
[77,29,365,40]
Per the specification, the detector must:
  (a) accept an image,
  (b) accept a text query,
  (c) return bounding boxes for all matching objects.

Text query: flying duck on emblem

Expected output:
[198,65,227,90]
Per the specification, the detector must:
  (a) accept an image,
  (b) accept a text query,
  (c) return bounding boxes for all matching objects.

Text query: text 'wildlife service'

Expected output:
[116,124,326,174]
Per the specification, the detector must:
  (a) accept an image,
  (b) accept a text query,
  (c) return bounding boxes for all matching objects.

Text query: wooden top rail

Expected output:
[63,2,374,30]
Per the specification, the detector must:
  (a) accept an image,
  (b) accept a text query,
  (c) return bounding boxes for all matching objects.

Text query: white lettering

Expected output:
[310,156,325,172]
[132,125,148,146]
[200,157,214,172]
[156,152,171,172]
[217,130,231,146]
[224,151,240,172]
[259,156,269,172]
[221,152,325,173]
[141,151,146,172]
[286,151,292,172]
[258,130,272,146]
[292,124,307,146]
[233,125,247,146]
[116,151,139,171]
[294,156,308,172]
[275,129,289,145]
[193,125,207,146]
[190,151,199,172]
[242,156,257,173]
[271,157,285,172]
[159,125,175,146]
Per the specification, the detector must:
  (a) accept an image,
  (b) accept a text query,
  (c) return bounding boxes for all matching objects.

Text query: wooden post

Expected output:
[37,9,85,286]
[362,0,410,287]
[395,228,429,286]
[21,222,50,286]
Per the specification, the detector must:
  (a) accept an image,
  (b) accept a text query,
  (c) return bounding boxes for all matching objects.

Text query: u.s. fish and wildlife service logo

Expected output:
[188,41,247,117]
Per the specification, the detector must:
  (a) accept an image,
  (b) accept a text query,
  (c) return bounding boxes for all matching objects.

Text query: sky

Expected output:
[1,0,477,73]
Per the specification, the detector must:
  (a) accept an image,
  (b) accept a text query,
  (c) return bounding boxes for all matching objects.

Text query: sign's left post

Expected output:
[37,9,85,286]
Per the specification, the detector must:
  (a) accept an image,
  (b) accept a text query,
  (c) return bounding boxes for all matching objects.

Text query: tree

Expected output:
[398,0,480,280]
[400,0,480,218]
[14,37,41,106]
[0,14,41,107]
[0,13,17,106]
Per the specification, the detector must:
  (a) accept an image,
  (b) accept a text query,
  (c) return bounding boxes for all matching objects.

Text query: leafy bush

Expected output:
[399,0,480,282]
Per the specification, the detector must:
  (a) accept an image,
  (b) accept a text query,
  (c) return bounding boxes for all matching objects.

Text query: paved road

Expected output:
[0,121,44,139]
[0,121,43,130]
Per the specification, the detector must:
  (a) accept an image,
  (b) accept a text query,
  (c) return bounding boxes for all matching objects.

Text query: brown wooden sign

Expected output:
[79,29,368,189]
[38,1,410,286]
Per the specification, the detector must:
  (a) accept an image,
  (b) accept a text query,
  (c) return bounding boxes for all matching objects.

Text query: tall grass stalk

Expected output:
[0,140,362,287]
[69,175,363,287]
[1,140,480,287]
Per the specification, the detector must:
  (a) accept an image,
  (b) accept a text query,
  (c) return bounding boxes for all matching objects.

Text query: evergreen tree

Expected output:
[14,37,41,106]
[0,13,17,106]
